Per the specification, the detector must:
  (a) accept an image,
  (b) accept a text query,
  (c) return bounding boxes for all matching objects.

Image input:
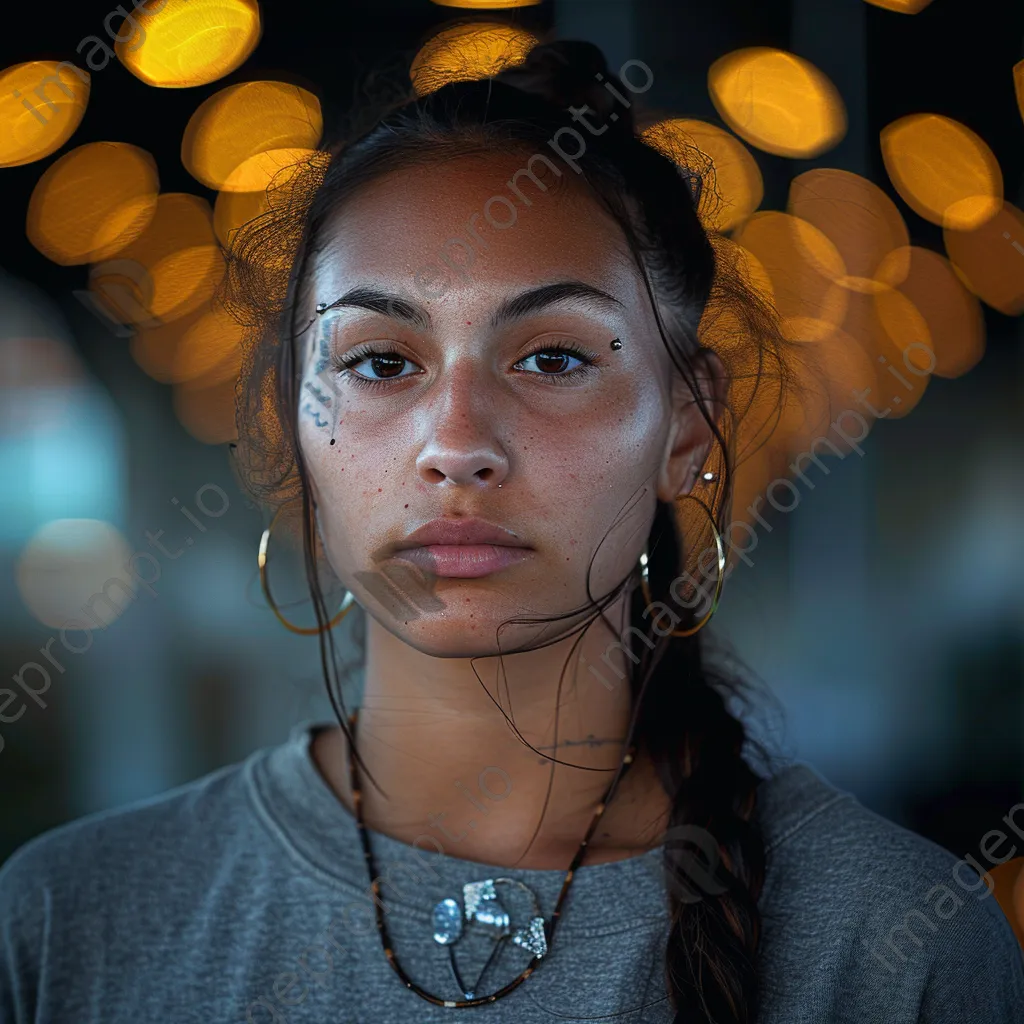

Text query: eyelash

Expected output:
[334,340,601,392]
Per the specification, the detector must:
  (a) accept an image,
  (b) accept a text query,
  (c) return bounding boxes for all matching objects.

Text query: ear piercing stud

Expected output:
[610,338,622,351]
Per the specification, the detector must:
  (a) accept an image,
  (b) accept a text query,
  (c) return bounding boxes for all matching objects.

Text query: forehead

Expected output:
[309,153,642,304]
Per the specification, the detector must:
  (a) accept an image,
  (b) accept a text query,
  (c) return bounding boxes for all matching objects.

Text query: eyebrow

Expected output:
[489,280,625,328]
[318,280,625,331]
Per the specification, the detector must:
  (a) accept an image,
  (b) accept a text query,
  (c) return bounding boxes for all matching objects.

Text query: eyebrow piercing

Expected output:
[610,338,622,350]
[315,298,348,315]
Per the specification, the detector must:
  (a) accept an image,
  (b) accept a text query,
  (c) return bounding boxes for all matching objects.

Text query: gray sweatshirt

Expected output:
[1,721,1022,1023]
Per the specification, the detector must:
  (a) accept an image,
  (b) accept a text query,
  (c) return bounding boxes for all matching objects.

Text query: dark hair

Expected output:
[225,37,800,1024]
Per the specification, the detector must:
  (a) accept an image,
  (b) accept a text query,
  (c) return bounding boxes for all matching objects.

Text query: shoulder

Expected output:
[0,746,262,927]
[0,748,276,1023]
[755,759,1016,924]
[755,761,1024,1021]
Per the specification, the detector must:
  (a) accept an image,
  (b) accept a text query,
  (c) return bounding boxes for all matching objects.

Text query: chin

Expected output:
[364,584,581,659]
[373,615,525,658]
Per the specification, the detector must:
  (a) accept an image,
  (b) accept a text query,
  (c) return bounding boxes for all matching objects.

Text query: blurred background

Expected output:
[0,0,1022,878]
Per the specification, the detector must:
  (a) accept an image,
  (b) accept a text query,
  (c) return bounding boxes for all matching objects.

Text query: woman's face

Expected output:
[297,153,714,656]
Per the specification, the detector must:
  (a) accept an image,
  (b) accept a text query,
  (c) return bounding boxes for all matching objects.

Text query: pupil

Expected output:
[370,355,404,378]
[536,352,568,373]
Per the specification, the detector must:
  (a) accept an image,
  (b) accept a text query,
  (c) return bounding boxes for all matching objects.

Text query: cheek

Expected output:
[513,384,668,556]
[300,411,415,561]
[539,381,666,486]
[297,417,363,561]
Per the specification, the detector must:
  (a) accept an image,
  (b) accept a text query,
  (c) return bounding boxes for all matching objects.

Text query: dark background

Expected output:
[1,0,1022,868]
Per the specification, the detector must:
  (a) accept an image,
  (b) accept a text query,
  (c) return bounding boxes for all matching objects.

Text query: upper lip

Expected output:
[396,517,530,549]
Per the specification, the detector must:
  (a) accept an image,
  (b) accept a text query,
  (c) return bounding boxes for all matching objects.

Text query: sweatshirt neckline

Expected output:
[245,719,848,936]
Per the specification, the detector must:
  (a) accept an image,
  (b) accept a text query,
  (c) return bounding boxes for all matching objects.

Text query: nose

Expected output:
[417,444,508,488]
[415,360,510,489]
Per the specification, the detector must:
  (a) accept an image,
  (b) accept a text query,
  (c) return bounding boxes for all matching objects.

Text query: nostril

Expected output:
[416,451,509,486]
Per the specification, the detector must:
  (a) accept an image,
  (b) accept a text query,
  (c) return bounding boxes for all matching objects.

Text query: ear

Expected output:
[655,347,727,502]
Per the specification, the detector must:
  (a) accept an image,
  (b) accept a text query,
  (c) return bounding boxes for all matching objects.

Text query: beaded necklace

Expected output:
[345,710,639,1008]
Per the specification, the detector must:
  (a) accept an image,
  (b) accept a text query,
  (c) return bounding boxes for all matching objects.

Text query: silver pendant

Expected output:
[431,877,547,999]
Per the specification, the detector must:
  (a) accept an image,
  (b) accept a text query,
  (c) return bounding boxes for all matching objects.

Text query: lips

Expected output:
[397,518,529,549]
[393,518,533,579]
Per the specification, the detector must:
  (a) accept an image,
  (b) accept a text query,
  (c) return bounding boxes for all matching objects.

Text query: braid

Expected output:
[631,501,767,1023]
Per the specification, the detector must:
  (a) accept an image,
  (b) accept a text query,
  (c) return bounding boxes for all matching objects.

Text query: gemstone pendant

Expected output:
[512,915,548,958]
[432,897,463,945]
[430,877,548,1001]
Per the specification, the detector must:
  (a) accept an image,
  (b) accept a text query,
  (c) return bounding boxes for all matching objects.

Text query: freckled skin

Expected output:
[297,154,720,660]
[296,155,732,865]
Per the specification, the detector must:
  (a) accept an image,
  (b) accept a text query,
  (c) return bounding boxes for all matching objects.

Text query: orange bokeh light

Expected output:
[642,118,763,233]
[881,113,1003,231]
[182,81,322,192]
[708,47,847,159]
[986,857,1024,950]
[863,0,934,12]
[733,211,848,342]
[130,303,209,382]
[841,290,931,418]
[410,22,538,96]
[430,0,540,5]
[116,0,261,88]
[875,246,985,378]
[26,142,159,265]
[89,193,224,325]
[788,168,909,287]
[943,202,1024,317]
[173,302,246,385]
[0,61,90,168]
[173,373,240,445]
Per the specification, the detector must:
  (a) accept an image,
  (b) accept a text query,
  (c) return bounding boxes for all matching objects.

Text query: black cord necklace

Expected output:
[345,710,638,1008]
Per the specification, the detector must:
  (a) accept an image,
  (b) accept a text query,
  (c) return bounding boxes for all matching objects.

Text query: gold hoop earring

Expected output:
[637,494,725,637]
[258,507,356,635]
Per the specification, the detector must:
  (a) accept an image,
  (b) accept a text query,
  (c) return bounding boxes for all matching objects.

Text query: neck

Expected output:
[312,590,671,869]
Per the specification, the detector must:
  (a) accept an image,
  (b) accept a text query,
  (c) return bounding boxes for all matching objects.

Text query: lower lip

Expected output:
[396,544,533,578]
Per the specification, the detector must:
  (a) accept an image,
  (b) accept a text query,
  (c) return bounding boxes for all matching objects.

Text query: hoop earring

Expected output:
[258,506,356,635]
[637,494,725,637]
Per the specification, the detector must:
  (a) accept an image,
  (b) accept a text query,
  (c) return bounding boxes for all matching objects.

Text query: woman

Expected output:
[1,40,1021,1024]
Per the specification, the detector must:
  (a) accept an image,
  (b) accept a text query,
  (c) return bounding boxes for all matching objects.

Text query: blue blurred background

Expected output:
[0,0,1022,869]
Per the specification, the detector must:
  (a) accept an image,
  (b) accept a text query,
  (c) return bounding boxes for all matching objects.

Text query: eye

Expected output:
[337,344,421,388]
[513,342,599,383]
